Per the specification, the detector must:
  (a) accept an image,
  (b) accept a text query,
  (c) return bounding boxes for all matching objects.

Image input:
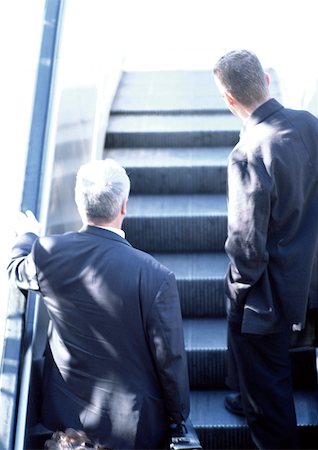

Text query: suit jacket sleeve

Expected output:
[7,232,40,292]
[225,151,272,308]
[145,271,190,424]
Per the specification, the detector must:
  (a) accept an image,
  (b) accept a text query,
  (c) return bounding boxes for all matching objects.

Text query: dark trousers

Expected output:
[227,319,299,450]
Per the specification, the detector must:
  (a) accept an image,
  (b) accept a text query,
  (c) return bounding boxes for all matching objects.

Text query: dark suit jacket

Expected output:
[8,225,190,449]
[225,98,318,334]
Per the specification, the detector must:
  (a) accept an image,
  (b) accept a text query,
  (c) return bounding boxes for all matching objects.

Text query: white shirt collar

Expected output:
[104,227,125,239]
[86,224,126,239]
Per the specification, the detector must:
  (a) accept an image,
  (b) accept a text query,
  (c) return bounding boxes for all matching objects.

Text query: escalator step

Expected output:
[105,113,240,148]
[124,194,227,252]
[190,389,318,449]
[105,147,230,194]
[111,70,229,114]
[153,252,228,317]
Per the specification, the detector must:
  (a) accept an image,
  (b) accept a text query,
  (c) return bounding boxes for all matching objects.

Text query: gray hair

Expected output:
[75,158,130,222]
[213,49,268,107]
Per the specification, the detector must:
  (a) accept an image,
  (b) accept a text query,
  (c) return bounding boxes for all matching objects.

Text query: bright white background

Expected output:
[119,0,318,110]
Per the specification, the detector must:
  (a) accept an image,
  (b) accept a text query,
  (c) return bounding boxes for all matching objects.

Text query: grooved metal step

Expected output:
[111,70,230,114]
[105,147,231,194]
[190,390,254,449]
[152,252,228,317]
[190,390,318,450]
[183,318,318,389]
[124,194,227,252]
[183,318,227,387]
[105,113,240,148]
[107,113,241,133]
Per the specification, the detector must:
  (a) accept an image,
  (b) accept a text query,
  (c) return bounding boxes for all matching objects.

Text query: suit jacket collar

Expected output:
[79,224,132,247]
[244,98,284,133]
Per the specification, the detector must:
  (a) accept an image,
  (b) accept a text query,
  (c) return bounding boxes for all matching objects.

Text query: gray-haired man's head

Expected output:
[75,159,130,224]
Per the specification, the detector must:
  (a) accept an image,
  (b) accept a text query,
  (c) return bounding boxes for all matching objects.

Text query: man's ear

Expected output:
[265,72,270,87]
[121,198,127,216]
[224,90,235,106]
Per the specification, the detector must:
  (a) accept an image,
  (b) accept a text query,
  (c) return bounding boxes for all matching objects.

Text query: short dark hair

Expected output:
[213,49,268,107]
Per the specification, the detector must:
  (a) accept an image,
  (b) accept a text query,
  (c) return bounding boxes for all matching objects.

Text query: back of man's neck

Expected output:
[86,222,125,238]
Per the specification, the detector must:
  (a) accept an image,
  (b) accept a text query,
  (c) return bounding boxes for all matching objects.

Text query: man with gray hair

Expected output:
[8,158,190,449]
[213,50,318,449]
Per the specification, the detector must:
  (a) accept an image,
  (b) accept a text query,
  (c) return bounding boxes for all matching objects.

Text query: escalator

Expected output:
[1,5,318,450]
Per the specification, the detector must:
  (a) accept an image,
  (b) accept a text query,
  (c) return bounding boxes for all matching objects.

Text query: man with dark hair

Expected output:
[8,158,190,450]
[213,49,318,449]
